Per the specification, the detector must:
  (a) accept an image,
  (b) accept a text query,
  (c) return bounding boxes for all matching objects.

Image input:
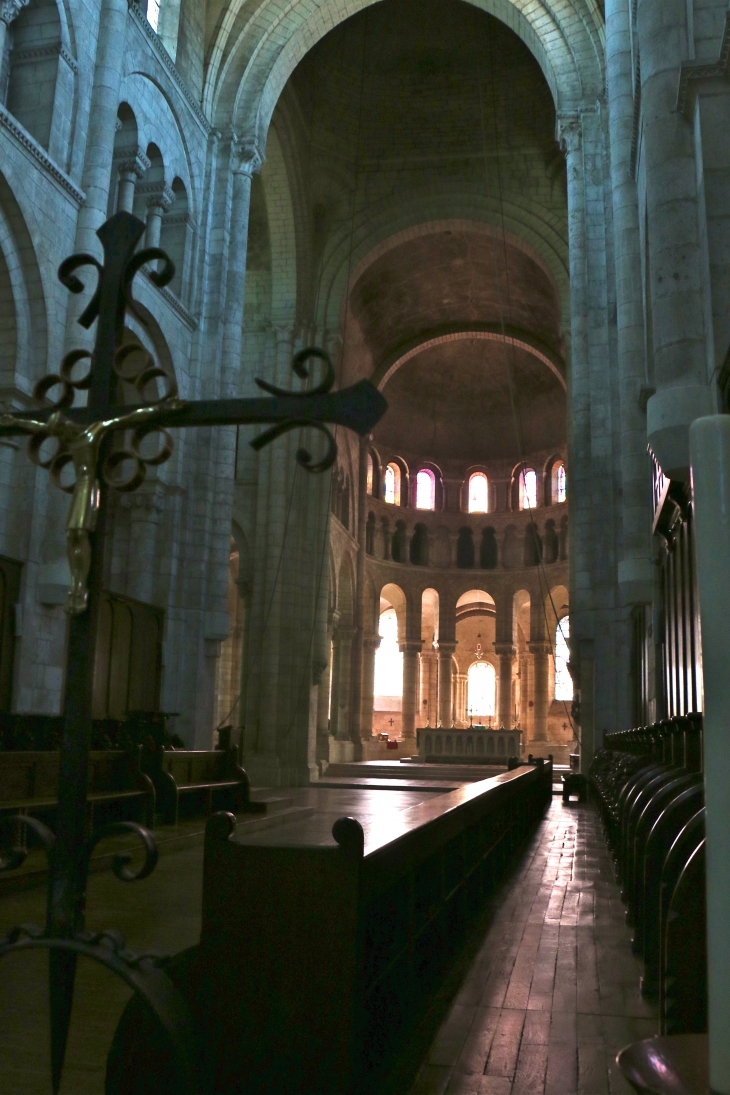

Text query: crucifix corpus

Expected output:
[0,211,386,1094]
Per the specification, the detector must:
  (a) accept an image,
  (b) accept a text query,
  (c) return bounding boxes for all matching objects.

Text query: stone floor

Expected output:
[0,791,655,1094]
[405,800,657,1095]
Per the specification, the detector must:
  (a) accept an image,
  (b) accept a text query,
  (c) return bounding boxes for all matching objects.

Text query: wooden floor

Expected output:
[0,791,655,1094]
[406,799,657,1095]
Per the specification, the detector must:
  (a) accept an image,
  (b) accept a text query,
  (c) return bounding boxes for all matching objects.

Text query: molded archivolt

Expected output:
[0,174,47,387]
[205,0,604,140]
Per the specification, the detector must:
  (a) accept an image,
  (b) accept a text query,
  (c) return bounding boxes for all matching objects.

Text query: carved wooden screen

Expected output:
[0,555,21,713]
[92,590,163,719]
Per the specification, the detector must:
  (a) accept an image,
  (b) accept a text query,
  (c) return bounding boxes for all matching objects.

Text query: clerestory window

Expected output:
[468,472,489,513]
[416,468,435,510]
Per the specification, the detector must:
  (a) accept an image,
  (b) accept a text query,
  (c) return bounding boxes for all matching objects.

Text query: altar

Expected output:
[416,725,523,762]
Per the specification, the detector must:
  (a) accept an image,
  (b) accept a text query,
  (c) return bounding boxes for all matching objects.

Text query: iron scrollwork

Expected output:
[251,346,339,472]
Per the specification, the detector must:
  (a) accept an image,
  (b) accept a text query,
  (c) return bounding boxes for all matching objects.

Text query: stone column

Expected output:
[400,640,422,745]
[455,673,467,725]
[437,642,457,727]
[332,626,355,741]
[557,111,596,762]
[494,643,515,728]
[204,140,264,721]
[519,650,530,735]
[360,634,379,740]
[69,0,130,260]
[638,0,713,479]
[114,148,150,213]
[605,0,654,606]
[529,641,551,742]
[352,436,369,746]
[144,185,174,249]
[123,485,164,604]
[420,648,438,726]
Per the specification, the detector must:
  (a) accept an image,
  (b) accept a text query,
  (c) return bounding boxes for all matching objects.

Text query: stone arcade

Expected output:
[1,1,730,1093]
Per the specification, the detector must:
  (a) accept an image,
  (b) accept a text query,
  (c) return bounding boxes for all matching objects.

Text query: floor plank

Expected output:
[407,800,658,1095]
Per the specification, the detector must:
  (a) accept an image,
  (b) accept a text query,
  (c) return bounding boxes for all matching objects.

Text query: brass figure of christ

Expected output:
[0,398,184,614]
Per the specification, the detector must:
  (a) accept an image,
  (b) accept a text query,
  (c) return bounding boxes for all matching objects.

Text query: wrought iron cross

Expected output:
[0,211,386,1093]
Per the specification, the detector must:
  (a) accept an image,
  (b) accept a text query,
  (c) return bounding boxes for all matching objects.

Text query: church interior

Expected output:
[1,0,729,1093]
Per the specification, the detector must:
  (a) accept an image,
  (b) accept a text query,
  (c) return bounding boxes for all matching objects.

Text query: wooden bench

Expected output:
[0,747,155,834]
[143,746,263,826]
[589,715,708,1036]
[187,762,552,1095]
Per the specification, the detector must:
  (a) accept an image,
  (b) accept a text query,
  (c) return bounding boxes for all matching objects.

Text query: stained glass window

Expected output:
[467,661,496,718]
[556,463,567,503]
[374,608,403,697]
[384,463,399,504]
[416,468,435,510]
[468,472,489,513]
[520,468,537,510]
[554,616,571,701]
[366,453,374,496]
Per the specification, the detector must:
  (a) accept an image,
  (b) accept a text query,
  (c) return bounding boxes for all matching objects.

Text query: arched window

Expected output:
[384,462,400,505]
[519,468,537,510]
[467,662,496,719]
[147,0,162,31]
[468,472,489,513]
[556,463,567,503]
[554,616,571,701]
[416,468,435,510]
[366,453,374,496]
[374,608,403,697]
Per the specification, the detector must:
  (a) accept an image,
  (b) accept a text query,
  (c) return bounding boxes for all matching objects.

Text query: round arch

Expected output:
[319,207,570,338]
[373,327,566,393]
[206,0,604,140]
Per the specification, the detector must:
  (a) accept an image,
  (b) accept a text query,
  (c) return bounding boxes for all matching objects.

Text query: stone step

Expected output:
[250,793,294,812]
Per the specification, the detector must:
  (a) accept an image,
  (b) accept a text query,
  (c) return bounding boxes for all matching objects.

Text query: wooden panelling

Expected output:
[92,592,163,720]
[0,556,21,713]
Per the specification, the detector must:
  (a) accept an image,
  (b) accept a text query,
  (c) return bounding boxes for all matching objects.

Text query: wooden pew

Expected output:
[187,763,552,1095]
[589,716,708,1033]
[0,747,155,833]
[662,836,707,1035]
[143,746,262,826]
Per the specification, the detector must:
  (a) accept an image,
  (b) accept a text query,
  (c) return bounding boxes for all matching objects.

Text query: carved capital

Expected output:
[1,0,30,26]
[232,137,264,176]
[436,640,457,657]
[494,642,516,658]
[137,183,174,213]
[145,186,174,213]
[115,146,152,181]
[527,641,552,657]
[399,640,423,656]
[556,113,582,156]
